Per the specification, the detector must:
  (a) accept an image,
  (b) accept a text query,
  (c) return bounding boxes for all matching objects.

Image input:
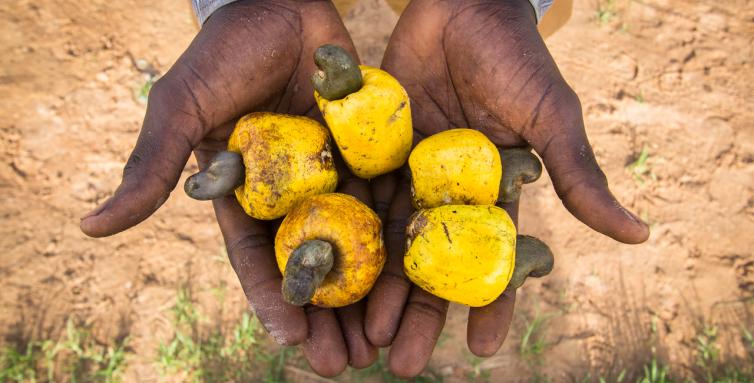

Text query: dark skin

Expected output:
[79,1,377,376]
[79,0,649,379]
[365,0,649,378]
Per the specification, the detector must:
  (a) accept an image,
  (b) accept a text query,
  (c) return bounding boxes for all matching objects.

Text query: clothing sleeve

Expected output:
[192,0,238,25]
[528,0,554,23]
[192,0,553,26]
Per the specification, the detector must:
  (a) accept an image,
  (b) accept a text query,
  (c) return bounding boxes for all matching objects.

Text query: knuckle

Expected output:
[406,299,446,320]
[227,233,273,257]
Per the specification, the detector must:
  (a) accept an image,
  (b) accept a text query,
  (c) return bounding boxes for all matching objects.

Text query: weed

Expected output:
[464,351,490,382]
[627,145,656,184]
[636,355,670,383]
[136,75,157,104]
[257,346,294,383]
[156,287,266,382]
[352,349,444,383]
[596,0,617,25]
[0,318,129,383]
[0,343,37,382]
[519,310,553,365]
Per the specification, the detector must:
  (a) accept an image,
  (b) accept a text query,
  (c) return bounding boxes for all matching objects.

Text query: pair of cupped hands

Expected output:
[80,0,649,378]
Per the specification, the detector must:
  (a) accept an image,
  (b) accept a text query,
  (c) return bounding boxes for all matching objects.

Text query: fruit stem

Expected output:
[499,149,542,203]
[311,44,363,101]
[184,151,245,200]
[508,235,554,290]
[282,239,335,306]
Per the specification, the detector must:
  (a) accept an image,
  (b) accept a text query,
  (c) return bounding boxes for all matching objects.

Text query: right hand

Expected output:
[79,1,375,376]
[365,0,650,378]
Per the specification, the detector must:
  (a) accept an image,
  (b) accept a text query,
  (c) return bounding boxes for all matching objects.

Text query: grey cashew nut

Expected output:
[311,44,363,101]
[184,151,245,200]
[508,235,554,290]
[499,148,543,204]
[281,239,335,306]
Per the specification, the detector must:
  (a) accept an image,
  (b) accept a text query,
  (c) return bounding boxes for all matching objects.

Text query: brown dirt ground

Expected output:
[1,0,752,382]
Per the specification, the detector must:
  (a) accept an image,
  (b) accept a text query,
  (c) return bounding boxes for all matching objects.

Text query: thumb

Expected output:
[529,90,649,244]
[80,80,196,237]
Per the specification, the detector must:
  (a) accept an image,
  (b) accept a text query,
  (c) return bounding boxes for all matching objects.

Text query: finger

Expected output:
[212,194,308,346]
[370,172,397,222]
[335,302,378,369]
[302,306,349,377]
[439,2,648,244]
[333,174,379,369]
[466,198,520,356]
[365,184,413,346]
[531,111,649,244]
[80,88,196,237]
[387,288,449,378]
[467,289,516,357]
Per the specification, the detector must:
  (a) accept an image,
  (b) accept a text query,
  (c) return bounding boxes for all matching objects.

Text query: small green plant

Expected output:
[743,328,754,351]
[518,308,559,383]
[519,310,553,365]
[156,287,267,382]
[696,326,720,382]
[0,318,129,383]
[352,349,443,383]
[627,145,656,184]
[136,75,157,104]
[596,0,617,25]
[0,343,38,382]
[636,355,670,383]
[464,351,491,382]
[257,346,294,383]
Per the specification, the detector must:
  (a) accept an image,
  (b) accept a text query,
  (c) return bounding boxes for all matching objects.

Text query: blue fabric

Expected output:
[529,0,554,23]
[192,0,238,24]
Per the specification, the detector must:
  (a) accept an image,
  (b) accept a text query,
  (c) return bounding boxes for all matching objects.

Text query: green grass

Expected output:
[155,287,283,383]
[636,356,670,383]
[352,349,444,383]
[517,308,560,383]
[519,309,554,366]
[136,75,157,104]
[627,145,656,184]
[0,318,129,383]
[596,0,618,25]
[463,351,490,382]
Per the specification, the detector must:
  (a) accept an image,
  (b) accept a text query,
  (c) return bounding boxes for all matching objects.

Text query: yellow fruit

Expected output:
[404,204,516,307]
[315,66,412,179]
[408,128,502,209]
[227,112,338,220]
[275,193,386,308]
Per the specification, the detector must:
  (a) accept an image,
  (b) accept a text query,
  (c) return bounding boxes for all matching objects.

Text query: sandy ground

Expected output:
[1,0,752,381]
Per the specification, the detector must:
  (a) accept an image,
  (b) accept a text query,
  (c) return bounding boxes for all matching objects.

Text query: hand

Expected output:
[79,1,375,376]
[365,0,650,377]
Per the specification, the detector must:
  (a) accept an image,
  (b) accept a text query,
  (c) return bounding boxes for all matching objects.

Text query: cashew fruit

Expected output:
[409,129,502,209]
[404,205,554,307]
[185,112,338,220]
[275,193,385,307]
[313,44,412,179]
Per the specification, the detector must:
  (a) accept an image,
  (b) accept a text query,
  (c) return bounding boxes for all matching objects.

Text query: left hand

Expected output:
[79,1,376,376]
[365,0,649,378]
